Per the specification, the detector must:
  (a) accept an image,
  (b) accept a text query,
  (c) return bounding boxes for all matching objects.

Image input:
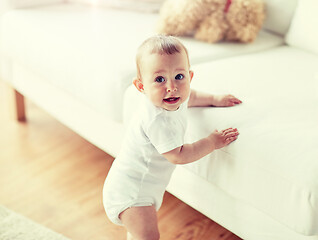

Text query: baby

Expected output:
[103,35,241,240]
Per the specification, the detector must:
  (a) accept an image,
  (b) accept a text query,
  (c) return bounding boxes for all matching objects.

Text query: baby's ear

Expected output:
[133,78,144,93]
[189,70,194,83]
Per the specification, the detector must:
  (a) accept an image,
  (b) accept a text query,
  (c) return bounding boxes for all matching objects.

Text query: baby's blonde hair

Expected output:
[136,35,190,79]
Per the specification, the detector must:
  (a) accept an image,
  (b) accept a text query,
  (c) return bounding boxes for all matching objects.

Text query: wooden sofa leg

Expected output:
[5,84,27,122]
[14,90,26,122]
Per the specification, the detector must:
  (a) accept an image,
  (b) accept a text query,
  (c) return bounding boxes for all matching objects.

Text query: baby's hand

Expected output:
[209,128,239,150]
[213,94,242,107]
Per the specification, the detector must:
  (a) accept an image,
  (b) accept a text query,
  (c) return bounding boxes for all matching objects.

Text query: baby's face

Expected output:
[138,51,193,111]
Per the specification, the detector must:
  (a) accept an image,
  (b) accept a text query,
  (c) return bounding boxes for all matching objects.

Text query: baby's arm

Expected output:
[162,128,239,165]
[188,89,242,107]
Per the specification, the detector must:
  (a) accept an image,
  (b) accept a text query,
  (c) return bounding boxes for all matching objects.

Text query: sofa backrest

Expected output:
[67,0,165,13]
[72,0,298,36]
[0,0,64,63]
[3,0,298,36]
[285,0,318,55]
[262,0,298,36]
[4,0,64,8]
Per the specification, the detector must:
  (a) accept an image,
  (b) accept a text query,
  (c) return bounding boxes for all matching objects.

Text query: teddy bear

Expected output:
[157,0,265,43]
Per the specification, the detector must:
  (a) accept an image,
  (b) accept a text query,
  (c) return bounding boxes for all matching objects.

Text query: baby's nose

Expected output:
[166,81,177,92]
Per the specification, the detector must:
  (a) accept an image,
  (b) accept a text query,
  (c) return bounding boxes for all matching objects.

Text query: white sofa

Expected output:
[1,0,318,239]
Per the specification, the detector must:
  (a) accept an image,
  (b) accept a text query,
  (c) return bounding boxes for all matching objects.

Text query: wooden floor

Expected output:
[0,80,242,240]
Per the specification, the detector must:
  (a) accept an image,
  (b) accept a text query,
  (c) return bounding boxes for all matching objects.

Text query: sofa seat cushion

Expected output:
[188,46,318,236]
[1,3,284,122]
[124,46,318,235]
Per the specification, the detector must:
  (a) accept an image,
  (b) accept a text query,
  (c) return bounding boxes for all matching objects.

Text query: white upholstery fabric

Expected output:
[1,3,159,122]
[183,30,284,64]
[0,3,284,122]
[1,56,124,157]
[5,0,63,8]
[285,0,318,54]
[187,47,318,236]
[124,46,318,236]
[262,0,298,36]
[70,0,164,13]
[0,1,63,44]
[168,167,318,240]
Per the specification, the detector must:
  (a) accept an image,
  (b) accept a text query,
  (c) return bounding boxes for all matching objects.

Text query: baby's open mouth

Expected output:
[163,97,180,104]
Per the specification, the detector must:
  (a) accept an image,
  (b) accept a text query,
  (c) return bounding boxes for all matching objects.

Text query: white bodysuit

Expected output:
[103,94,188,225]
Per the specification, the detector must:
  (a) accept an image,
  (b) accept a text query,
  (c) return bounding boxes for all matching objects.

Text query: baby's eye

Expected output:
[175,74,184,80]
[155,76,165,83]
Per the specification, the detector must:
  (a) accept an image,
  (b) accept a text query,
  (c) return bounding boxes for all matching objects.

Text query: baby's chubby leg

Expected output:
[120,206,159,240]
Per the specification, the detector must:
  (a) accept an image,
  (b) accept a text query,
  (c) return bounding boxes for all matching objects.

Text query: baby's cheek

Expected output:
[183,85,191,97]
[151,89,165,102]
